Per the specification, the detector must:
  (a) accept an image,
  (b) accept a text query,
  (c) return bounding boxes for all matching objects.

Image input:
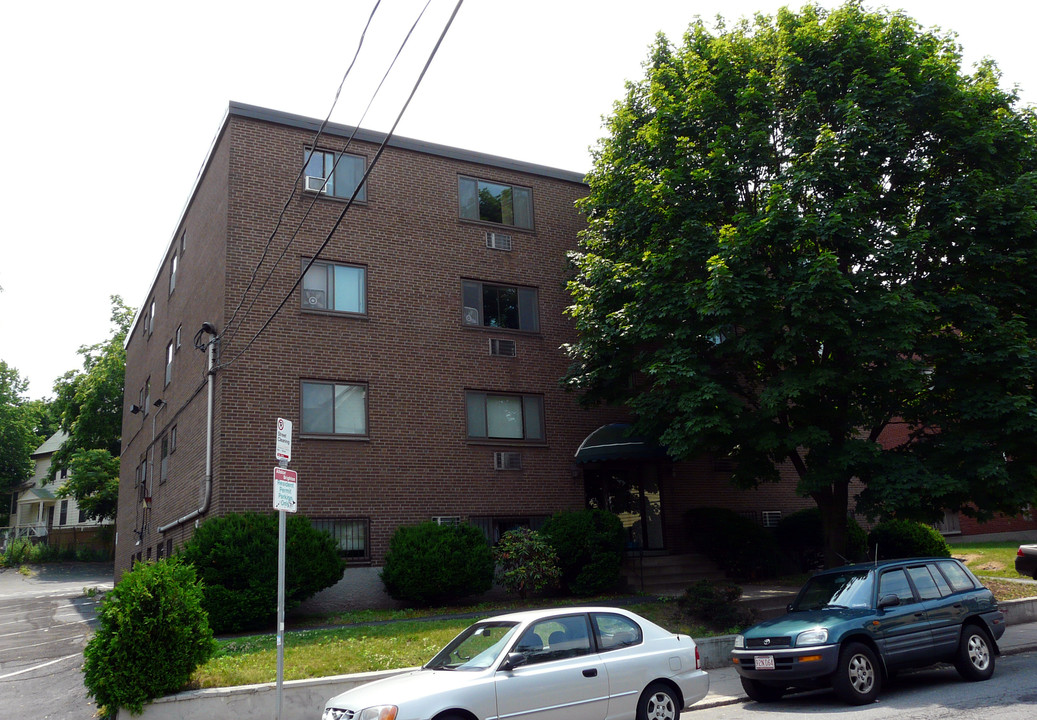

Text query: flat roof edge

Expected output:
[228,101,587,185]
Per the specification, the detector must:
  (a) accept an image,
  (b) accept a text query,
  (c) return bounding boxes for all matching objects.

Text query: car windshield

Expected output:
[791,569,874,611]
[424,621,519,671]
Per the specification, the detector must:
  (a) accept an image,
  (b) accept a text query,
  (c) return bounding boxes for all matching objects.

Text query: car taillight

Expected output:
[695,645,701,670]
[1020,548,1026,557]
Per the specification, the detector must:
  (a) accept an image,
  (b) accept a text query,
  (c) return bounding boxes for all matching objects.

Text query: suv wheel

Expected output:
[740,677,785,703]
[954,625,995,681]
[831,642,881,705]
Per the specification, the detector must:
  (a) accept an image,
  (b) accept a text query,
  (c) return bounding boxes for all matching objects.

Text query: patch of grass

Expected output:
[18,565,32,577]
[984,579,1037,603]
[950,542,1026,579]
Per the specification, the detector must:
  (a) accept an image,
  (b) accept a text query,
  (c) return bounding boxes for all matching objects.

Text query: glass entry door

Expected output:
[584,464,664,551]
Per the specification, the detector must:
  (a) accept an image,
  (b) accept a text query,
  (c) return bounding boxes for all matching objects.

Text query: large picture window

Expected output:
[466,392,544,441]
[304,149,366,200]
[302,381,367,436]
[462,280,538,331]
[458,176,532,229]
[302,261,366,314]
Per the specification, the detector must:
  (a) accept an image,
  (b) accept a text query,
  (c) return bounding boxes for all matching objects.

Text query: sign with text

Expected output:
[276,417,292,462]
[273,467,298,512]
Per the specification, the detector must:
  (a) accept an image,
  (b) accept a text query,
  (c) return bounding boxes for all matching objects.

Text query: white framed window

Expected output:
[304,148,366,200]
[59,500,68,526]
[462,280,539,331]
[168,252,178,295]
[301,381,368,436]
[466,391,544,442]
[459,176,532,229]
[175,324,182,351]
[301,261,366,314]
[164,341,174,387]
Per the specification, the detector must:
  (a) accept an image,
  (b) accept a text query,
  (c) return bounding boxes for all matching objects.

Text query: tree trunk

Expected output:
[813,480,850,568]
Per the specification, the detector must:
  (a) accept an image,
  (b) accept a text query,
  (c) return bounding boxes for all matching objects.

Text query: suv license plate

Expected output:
[754,655,775,670]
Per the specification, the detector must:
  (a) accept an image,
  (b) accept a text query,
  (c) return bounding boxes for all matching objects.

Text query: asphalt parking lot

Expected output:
[0,563,113,720]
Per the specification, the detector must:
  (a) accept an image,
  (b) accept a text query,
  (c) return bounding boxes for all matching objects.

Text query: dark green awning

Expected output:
[574,423,667,464]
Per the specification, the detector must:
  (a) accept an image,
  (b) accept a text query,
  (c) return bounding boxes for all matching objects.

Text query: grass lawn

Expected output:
[949,541,1028,580]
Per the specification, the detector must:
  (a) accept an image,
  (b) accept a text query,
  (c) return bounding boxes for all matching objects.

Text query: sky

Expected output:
[1,0,1034,400]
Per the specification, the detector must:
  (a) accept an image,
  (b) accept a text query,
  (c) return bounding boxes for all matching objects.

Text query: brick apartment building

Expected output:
[116,102,1035,602]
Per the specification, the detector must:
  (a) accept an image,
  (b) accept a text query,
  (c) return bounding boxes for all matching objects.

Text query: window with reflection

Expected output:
[458,176,532,229]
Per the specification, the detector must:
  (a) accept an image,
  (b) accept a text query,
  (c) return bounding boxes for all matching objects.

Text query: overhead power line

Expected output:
[217,0,465,370]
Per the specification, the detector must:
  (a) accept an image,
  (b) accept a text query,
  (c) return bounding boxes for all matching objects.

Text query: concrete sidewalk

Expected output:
[690,604,1037,711]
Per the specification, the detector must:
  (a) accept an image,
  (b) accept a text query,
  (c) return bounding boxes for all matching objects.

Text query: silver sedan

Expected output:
[321,606,709,720]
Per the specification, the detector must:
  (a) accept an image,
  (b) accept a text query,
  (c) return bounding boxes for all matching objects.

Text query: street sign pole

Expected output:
[276,499,286,720]
[274,418,293,720]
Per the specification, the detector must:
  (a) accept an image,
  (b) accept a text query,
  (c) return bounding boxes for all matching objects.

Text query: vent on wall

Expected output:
[485,231,513,251]
[432,516,461,526]
[489,338,517,357]
[761,510,782,528]
[494,452,522,471]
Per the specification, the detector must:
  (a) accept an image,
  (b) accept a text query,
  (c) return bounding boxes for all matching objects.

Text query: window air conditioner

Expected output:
[494,452,522,471]
[305,176,328,194]
[485,231,513,251]
[489,338,517,357]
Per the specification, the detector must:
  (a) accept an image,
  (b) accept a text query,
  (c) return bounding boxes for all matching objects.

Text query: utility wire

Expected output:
[221,0,382,343]
[217,0,464,370]
[221,0,434,350]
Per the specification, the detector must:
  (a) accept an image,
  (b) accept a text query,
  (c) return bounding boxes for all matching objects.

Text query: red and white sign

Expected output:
[276,417,292,462]
[273,467,298,512]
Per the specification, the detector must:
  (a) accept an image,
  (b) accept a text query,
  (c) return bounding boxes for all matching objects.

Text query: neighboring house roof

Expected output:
[20,487,57,502]
[32,430,69,458]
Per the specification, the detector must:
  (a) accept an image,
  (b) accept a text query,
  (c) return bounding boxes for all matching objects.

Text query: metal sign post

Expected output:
[274,418,296,720]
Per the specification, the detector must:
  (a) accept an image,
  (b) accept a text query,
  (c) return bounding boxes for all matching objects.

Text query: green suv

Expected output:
[731,558,1005,704]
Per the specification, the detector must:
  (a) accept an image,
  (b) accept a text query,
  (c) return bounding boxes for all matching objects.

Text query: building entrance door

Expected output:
[584,464,664,551]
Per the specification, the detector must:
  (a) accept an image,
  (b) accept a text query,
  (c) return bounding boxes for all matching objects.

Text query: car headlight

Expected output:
[796,628,829,646]
[357,707,398,720]
[733,634,745,649]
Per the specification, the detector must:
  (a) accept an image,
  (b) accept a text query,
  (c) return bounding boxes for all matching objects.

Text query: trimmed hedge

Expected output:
[83,559,216,718]
[684,507,783,580]
[177,512,345,634]
[540,509,625,596]
[380,522,494,606]
[867,519,951,560]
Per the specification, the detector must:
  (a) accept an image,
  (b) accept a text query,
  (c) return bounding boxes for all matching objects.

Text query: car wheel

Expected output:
[740,676,785,703]
[954,625,995,681]
[831,642,881,705]
[637,682,680,720]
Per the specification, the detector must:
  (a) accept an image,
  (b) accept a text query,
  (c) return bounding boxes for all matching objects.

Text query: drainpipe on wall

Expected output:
[158,323,217,534]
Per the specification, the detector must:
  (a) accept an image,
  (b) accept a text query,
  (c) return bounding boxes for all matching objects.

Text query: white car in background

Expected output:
[321,606,709,720]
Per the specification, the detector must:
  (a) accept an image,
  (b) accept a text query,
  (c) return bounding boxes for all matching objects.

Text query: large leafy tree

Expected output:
[565,3,1037,565]
[50,296,134,522]
[0,361,40,523]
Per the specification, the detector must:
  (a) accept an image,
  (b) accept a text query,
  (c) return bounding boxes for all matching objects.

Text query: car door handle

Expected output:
[914,612,925,618]
[583,668,598,678]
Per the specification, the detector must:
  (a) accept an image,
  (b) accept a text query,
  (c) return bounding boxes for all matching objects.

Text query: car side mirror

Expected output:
[502,652,528,671]
[878,593,901,610]
[786,603,795,614]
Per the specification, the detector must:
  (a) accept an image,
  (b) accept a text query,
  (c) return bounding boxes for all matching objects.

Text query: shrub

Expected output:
[83,559,216,718]
[540,509,625,596]
[684,507,784,580]
[494,527,561,599]
[775,508,868,571]
[177,512,345,633]
[867,519,951,560]
[380,522,494,606]
[677,579,749,631]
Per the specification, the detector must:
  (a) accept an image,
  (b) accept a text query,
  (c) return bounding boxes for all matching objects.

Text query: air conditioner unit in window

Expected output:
[494,452,522,471]
[761,510,782,528]
[302,289,326,308]
[304,176,328,194]
[432,516,461,526]
[485,231,513,251]
[489,338,517,357]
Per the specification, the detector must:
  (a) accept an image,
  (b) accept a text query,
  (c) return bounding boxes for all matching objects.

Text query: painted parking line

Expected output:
[5,633,85,653]
[0,653,81,680]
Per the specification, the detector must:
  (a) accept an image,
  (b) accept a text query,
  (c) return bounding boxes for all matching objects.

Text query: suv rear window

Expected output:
[937,560,976,593]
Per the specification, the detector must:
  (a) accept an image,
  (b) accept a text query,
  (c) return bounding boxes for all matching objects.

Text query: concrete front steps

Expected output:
[621,552,722,596]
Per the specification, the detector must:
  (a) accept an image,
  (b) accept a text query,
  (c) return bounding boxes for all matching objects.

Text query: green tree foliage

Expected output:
[565,3,1037,566]
[540,509,625,595]
[176,512,345,634]
[51,296,133,521]
[83,559,216,718]
[380,522,494,606]
[0,361,39,522]
[493,527,562,599]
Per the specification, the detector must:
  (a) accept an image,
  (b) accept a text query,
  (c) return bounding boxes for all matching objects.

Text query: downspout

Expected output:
[158,323,217,533]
